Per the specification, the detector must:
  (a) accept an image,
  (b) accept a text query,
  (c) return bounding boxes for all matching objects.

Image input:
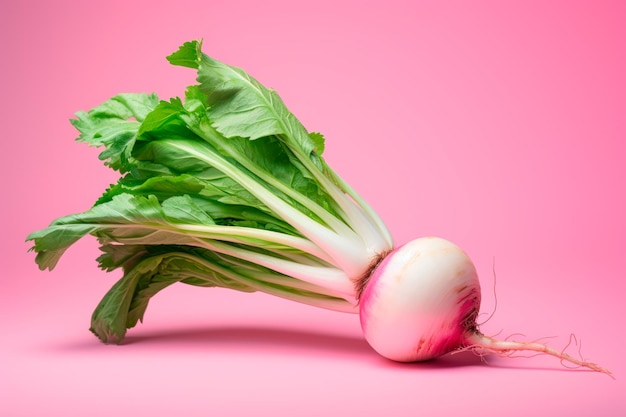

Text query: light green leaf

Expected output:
[71,93,159,171]
[309,132,325,154]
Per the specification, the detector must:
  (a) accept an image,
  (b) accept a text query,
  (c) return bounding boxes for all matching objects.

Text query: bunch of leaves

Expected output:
[27,40,392,342]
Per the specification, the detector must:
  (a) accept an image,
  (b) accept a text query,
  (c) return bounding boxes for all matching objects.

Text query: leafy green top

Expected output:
[27,40,392,343]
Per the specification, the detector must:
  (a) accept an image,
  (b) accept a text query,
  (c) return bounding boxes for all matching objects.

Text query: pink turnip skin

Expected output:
[358,237,612,375]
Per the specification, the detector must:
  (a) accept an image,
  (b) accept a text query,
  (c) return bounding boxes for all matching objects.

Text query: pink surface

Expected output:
[2,0,625,415]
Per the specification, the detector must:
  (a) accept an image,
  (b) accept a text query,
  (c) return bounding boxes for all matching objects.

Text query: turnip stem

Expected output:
[464,332,612,377]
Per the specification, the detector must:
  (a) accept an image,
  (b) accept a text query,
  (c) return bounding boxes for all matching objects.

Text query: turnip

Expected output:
[358,237,610,374]
[27,40,610,375]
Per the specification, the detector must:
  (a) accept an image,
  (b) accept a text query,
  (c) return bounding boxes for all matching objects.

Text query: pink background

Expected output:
[2,0,625,415]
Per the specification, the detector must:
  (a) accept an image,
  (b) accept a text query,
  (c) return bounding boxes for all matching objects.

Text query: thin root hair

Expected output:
[559,333,585,371]
[477,256,498,326]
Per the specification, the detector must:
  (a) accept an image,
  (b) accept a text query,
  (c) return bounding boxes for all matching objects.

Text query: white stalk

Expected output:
[190,237,355,297]
[326,165,394,250]
[175,223,338,266]
[184,252,357,312]
[287,147,393,258]
[211,253,357,304]
[97,223,355,297]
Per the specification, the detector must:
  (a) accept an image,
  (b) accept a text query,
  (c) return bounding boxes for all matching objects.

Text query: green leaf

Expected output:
[98,175,297,234]
[27,224,97,270]
[95,174,206,204]
[71,93,159,171]
[27,192,315,272]
[90,254,166,343]
[96,243,148,272]
[309,132,325,154]
[166,40,201,69]
[27,194,201,271]
[195,47,319,158]
[90,246,267,343]
[137,98,193,140]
